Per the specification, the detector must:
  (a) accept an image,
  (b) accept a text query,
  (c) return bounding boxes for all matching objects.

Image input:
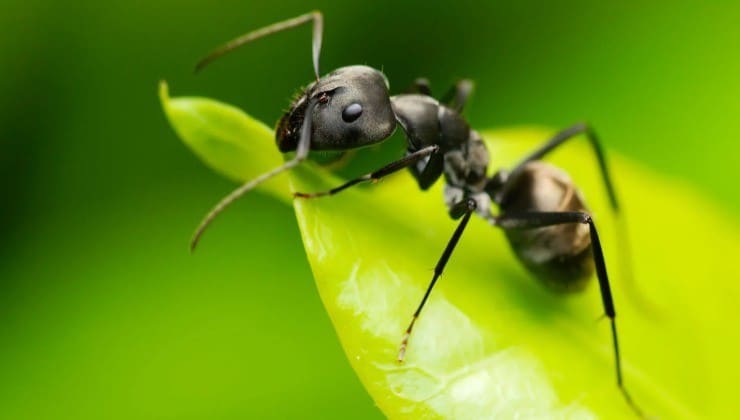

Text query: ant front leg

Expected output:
[294,145,439,198]
[408,147,445,191]
[398,198,477,362]
[495,211,646,418]
[405,78,432,96]
[405,78,474,112]
[440,79,474,113]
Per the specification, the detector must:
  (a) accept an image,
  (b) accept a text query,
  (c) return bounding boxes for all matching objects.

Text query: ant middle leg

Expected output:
[495,211,645,418]
[398,198,477,362]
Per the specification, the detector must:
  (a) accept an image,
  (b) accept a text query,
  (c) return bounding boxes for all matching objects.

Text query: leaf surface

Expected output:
[161,81,740,419]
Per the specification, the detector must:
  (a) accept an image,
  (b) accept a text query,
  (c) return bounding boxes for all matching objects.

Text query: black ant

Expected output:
[191,11,645,417]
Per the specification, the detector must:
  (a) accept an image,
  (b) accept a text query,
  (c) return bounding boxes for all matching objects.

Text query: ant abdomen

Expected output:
[499,161,595,291]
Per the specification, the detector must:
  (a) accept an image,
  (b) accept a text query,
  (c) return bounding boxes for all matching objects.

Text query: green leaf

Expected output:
[159,81,288,199]
[160,81,740,419]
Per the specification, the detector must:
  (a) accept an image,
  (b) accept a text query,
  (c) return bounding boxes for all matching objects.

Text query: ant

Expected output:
[191,11,645,417]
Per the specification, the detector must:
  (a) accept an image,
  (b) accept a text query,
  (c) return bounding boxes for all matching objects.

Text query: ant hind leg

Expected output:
[495,211,646,418]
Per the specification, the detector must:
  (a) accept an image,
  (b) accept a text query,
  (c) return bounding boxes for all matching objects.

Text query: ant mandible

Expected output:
[191,11,645,417]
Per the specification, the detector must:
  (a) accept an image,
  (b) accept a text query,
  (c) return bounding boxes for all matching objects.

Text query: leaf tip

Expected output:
[158,80,170,109]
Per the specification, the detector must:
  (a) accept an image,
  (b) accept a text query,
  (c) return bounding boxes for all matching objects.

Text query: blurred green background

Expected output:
[1,0,738,418]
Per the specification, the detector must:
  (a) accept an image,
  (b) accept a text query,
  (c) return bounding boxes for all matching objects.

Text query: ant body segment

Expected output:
[192,11,645,417]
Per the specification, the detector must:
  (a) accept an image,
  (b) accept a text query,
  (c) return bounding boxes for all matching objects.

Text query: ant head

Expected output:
[277,65,396,152]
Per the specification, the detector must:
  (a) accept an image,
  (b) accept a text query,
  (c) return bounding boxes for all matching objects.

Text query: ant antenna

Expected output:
[189,99,318,251]
[195,11,324,80]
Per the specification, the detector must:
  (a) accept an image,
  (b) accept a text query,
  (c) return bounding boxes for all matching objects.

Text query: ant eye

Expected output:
[342,103,363,123]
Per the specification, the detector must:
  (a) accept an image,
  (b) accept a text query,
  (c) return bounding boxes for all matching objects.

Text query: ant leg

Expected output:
[499,123,618,210]
[440,79,474,113]
[495,211,645,418]
[410,150,444,190]
[294,145,439,198]
[405,78,432,95]
[196,11,324,80]
[190,99,319,251]
[398,198,477,362]
[496,124,652,316]
[405,78,473,113]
